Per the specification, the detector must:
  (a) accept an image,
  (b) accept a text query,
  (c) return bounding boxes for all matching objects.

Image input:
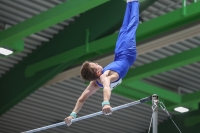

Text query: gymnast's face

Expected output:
[89,62,103,76]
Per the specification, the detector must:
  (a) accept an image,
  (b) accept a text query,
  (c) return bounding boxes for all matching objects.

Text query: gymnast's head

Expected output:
[80,61,103,81]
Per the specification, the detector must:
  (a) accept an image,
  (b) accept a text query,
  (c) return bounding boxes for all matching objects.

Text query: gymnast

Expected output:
[65,0,139,126]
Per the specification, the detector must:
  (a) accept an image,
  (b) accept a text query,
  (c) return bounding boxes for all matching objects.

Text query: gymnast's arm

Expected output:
[72,81,100,113]
[100,71,118,115]
[100,74,111,102]
[64,80,100,126]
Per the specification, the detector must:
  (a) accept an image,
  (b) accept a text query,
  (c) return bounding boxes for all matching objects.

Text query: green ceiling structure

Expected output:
[0,0,200,122]
[0,0,109,46]
[124,46,200,83]
[0,0,109,56]
[0,0,127,117]
[121,81,200,110]
[26,1,200,77]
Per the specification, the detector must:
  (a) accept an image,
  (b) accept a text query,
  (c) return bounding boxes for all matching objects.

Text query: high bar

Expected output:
[22,96,152,133]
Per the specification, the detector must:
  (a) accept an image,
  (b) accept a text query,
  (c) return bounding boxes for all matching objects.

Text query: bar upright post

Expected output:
[152,94,159,133]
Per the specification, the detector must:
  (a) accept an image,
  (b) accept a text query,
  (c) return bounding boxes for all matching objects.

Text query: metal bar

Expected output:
[22,96,152,133]
[152,94,159,133]
[182,0,186,16]
[152,107,158,133]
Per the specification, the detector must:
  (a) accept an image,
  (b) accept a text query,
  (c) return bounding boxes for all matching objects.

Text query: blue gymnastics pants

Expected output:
[114,1,139,66]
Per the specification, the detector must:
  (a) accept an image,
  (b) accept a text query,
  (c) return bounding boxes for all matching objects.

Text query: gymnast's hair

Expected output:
[80,61,99,81]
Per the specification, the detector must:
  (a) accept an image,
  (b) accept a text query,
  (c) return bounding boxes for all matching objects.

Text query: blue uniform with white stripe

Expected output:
[96,1,139,88]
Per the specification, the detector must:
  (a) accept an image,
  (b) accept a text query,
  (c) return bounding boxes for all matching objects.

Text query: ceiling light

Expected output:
[174,107,189,113]
[0,47,13,56]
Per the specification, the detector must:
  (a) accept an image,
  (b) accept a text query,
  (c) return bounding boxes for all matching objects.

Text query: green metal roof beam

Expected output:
[137,1,200,42]
[124,46,200,83]
[112,84,175,109]
[124,80,182,104]
[0,0,109,46]
[122,81,199,111]
[0,39,24,57]
[182,90,200,104]
[167,91,200,110]
[25,33,117,77]
[26,1,200,77]
[113,85,150,100]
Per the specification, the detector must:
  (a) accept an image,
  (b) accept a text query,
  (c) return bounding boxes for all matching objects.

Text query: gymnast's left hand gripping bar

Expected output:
[22,96,152,133]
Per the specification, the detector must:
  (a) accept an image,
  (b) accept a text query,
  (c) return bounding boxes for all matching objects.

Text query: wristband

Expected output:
[70,112,77,118]
[102,101,110,107]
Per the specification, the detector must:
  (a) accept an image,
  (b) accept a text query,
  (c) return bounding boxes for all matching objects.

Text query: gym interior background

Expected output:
[0,0,200,133]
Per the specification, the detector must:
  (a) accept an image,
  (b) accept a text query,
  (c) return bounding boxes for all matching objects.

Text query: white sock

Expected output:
[127,0,138,3]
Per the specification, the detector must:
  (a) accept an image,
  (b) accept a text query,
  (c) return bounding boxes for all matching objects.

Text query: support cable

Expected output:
[159,102,182,133]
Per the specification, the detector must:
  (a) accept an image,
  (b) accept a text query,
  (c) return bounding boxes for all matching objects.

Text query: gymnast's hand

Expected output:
[64,116,73,126]
[102,105,113,115]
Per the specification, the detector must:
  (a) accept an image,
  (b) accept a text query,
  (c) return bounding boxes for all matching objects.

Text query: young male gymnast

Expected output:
[65,0,139,126]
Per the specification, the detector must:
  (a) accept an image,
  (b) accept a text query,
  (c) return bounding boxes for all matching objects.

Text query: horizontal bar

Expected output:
[22,96,152,133]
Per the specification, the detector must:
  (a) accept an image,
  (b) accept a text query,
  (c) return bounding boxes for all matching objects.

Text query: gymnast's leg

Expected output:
[115,0,139,55]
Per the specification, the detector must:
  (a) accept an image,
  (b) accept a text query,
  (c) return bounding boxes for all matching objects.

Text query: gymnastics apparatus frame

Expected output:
[22,94,182,133]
